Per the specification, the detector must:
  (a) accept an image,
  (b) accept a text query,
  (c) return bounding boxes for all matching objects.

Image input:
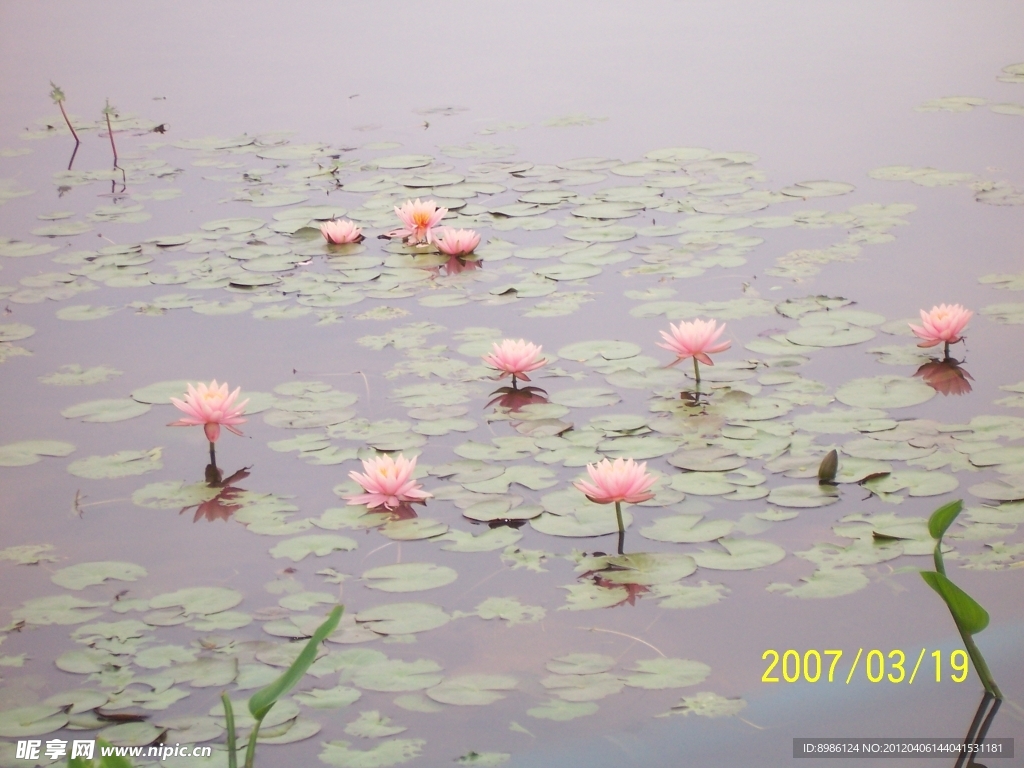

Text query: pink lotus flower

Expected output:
[345,453,432,510]
[482,339,547,384]
[169,381,249,443]
[436,227,481,256]
[657,318,731,383]
[387,199,447,245]
[574,457,656,505]
[320,219,363,244]
[909,304,972,351]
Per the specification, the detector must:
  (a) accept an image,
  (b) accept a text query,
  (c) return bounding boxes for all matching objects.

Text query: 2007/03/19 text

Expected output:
[762,649,970,684]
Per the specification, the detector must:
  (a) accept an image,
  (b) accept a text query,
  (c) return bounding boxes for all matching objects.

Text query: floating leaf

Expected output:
[353,660,444,692]
[39,364,122,386]
[0,705,68,737]
[767,485,840,508]
[270,535,358,562]
[526,699,598,721]
[693,538,786,570]
[661,691,747,718]
[52,561,147,590]
[427,675,518,706]
[319,738,425,768]
[355,602,450,636]
[67,448,162,479]
[362,563,457,593]
[61,398,152,423]
[767,568,870,599]
[835,375,935,409]
[0,440,75,467]
[623,658,711,689]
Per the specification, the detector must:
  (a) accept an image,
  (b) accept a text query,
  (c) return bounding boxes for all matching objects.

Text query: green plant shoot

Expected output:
[223,604,343,768]
[920,500,1000,699]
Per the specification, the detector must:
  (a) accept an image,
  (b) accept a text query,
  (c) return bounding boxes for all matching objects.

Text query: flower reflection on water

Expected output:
[183,466,251,523]
[914,358,975,396]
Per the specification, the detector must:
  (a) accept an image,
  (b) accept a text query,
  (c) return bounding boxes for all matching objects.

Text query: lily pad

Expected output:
[362,563,457,593]
[270,535,358,562]
[52,561,147,590]
[693,538,786,570]
[623,658,711,689]
[835,376,935,409]
[0,440,75,467]
[67,448,163,479]
[61,398,152,422]
[426,674,517,706]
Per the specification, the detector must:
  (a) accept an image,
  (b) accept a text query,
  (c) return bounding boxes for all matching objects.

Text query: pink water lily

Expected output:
[909,304,972,354]
[345,453,432,510]
[320,219,363,244]
[436,227,481,256]
[574,457,656,505]
[388,198,447,245]
[574,458,656,545]
[482,339,547,384]
[657,318,731,383]
[169,380,249,443]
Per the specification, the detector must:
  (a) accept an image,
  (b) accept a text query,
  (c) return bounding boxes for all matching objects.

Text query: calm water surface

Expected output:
[1,3,1023,767]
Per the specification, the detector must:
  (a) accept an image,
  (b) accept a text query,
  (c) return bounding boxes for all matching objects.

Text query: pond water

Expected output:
[1,3,1024,767]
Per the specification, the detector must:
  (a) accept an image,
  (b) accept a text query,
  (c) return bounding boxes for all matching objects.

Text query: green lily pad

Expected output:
[767,485,840,508]
[767,568,870,599]
[149,586,242,616]
[61,398,152,422]
[0,705,68,737]
[353,660,444,692]
[623,658,711,689]
[13,595,106,625]
[0,323,34,342]
[652,581,730,609]
[541,672,623,702]
[550,387,621,408]
[530,505,633,538]
[362,563,457,593]
[67,448,163,479]
[693,538,786,570]
[546,653,616,675]
[52,561,147,590]
[661,691,747,718]
[319,738,425,768]
[345,710,407,738]
[132,480,220,509]
[0,440,75,467]
[426,674,517,706]
[526,699,598,721]
[270,535,358,562]
[640,514,734,543]
[835,376,935,409]
[355,602,450,635]
[39,364,122,386]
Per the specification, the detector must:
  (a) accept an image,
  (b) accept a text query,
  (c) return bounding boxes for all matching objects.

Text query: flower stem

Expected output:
[209,441,217,468]
[614,501,624,535]
[944,341,950,360]
[692,357,701,384]
[58,100,79,145]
